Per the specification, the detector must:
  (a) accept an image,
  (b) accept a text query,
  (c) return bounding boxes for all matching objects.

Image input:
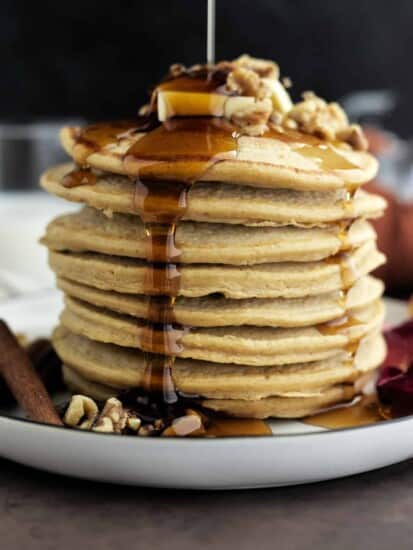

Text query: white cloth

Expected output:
[0,191,78,302]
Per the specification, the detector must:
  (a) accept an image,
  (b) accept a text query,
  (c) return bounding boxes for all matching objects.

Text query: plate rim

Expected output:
[2,408,413,442]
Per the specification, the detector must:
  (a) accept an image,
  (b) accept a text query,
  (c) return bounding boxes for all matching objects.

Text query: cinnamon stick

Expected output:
[0,320,63,426]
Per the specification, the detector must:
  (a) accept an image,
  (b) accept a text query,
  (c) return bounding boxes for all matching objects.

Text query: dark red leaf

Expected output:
[377,366,413,417]
[376,319,413,417]
[389,319,413,359]
[383,330,410,371]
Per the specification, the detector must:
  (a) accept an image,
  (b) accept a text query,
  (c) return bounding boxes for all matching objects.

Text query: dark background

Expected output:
[1,0,412,136]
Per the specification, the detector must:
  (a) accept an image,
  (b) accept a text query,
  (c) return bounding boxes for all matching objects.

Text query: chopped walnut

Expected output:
[226,67,272,100]
[286,92,348,139]
[138,103,151,117]
[102,208,114,219]
[283,118,298,130]
[168,63,186,78]
[221,55,293,135]
[215,60,235,74]
[226,67,258,96]
[284,91,368,150]
[282,76,292,89]
[127,416,142,432]
[138,424,158,437]
[93,397,128,434]
[337,124,369,151]
[233,54,279,80]
[269,111,284,126]
[154,418,165,431]
[62,393,168,435]
[64,395,98,430]
[229,98,273,136]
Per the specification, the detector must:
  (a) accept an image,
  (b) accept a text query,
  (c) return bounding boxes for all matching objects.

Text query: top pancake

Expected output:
[41,163,386,227]
[60,124,378,191]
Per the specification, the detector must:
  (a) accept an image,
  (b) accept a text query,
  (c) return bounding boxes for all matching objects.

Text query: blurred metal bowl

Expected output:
[0,120,84,190]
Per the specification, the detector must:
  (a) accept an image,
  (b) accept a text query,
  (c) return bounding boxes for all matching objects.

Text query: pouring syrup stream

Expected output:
[207,0,216,65]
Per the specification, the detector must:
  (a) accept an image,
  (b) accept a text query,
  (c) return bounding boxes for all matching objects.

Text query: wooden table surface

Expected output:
[1,457,413,549]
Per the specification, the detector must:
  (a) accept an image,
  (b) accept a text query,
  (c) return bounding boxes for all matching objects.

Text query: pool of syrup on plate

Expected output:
[304,395,387,429]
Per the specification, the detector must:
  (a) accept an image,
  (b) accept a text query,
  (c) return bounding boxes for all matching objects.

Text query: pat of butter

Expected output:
[158,91,227,121]
[157,81,292,122]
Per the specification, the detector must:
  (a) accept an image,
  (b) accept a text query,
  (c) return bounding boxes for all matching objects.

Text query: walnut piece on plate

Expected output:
[62,393,211,437]
[64,394,143,434]
[93,397,128,433]
[64,394,98,430]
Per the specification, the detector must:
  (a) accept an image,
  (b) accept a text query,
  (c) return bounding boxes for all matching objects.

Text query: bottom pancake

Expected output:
[53,326,386,400]
[202,385,358,418]
[62,364,358,419]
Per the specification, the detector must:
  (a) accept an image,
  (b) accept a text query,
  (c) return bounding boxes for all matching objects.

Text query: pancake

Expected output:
[201,386,359,419]
[41,163,386,226]
[62,364,359,419]
[63,364,118,401]
[53,326,386,399]
[60,125,378,191]
[48,241,386,299]
[60,296,384,366]
[56,275,384,328]
[43,207,376,265]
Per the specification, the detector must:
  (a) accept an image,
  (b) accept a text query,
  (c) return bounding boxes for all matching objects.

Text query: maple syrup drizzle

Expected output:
[126,118,238,407]
[265,127,359,171]
[317,232,369,373]
[158,66,231,95]
[62,167,97,188]
[71,117,159,166]
[304,395,385,429]
[317,312,365,370]
[326,250,359,291]
[337,289,347,310]
[336,220,353,251]
[342,183,359,215]
[205,417,273,436]
[317,313,364,337]
[124,117,238,178]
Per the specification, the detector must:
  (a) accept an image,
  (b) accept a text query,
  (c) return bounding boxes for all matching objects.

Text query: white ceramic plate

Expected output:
[0,291,411,489]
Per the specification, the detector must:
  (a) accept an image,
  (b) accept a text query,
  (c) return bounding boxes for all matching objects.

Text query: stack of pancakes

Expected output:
[40,122,386,418]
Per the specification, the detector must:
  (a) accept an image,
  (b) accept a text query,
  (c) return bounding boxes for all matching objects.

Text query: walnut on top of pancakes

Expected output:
[152,54,368,150]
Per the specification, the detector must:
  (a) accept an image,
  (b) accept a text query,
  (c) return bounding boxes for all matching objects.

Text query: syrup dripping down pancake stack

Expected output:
[41,56,387,420]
